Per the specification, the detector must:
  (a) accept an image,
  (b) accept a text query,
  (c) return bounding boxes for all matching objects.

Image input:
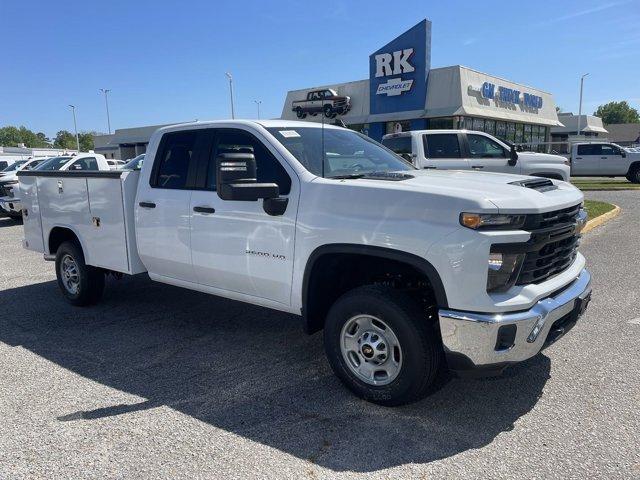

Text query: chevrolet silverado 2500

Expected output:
[382,129,571,181]
[19,120,591,406]
[568,142,640,182]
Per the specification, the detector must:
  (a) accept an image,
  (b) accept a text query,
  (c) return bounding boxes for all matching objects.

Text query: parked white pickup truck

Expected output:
[19,120,591,405]
[382,130,571,181]
[568,142,640,182]
[1,153,109,219]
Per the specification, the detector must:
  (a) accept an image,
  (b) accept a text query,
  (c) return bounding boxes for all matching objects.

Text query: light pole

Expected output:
[254,100,261,119]
[577,73,589,138]
[225,72,235,119]
[68,104,80,152]
[99,88,112,134]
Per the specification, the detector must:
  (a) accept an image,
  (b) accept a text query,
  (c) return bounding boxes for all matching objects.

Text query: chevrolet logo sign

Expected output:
[375,78,414,96]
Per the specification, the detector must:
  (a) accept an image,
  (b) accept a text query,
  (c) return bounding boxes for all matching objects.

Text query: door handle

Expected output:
[423,166,437,170]
[471,165,484,169]
[193,206,215,214]
[139,201,156,208]
[600,157,607,159]
[575,157,582,160]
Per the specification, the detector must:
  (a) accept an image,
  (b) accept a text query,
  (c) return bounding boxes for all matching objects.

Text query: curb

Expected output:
[583,204,621,234]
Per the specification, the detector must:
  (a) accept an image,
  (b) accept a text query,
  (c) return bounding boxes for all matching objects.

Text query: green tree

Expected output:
[53,130,77,149]
[0,126,22,146]
[594,101,640,124]
[78,132,95,151]
[36,132,51,147]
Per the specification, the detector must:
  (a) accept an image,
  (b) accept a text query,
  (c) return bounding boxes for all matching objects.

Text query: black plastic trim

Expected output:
[301,244,449,333]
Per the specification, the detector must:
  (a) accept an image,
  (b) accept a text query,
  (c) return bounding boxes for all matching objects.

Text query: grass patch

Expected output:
[571,179,640,191]
[584,200,615,220]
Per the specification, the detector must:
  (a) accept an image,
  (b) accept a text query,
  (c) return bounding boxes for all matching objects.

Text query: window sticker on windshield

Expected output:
[279,130,300,138]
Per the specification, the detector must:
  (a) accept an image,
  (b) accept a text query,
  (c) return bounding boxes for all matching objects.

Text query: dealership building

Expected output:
[281,19,562,148]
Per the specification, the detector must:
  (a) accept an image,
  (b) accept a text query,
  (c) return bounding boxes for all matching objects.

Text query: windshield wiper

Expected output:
[327,173,367,179]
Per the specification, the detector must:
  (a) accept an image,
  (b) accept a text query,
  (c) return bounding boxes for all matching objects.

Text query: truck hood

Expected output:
[340,170,583,213]
[517,151,567,164]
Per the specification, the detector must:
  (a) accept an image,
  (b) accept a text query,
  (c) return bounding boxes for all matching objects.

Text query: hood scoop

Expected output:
[509,178,558,192]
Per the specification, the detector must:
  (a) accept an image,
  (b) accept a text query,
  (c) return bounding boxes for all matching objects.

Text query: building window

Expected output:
[507,123,516,142]
[484,119,496,136]
[464,117,473,130]
[496,121,507,140]
[386,120,411,134]
[472,117,485,132]
[427,117,454,129]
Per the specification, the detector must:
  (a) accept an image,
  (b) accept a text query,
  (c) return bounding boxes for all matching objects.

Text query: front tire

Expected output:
[323,285,442,406]
[627,164,640,184]
[55,241,105,306]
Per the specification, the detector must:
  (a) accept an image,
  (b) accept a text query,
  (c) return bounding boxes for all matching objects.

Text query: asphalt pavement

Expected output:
[0,190,638,479]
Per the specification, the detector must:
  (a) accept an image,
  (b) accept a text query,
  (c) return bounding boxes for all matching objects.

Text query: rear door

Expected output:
[189,128,298,305]
[572,144,600,175]
[422,133,469,170]
[464,133,517,174]
[135,129,206,282]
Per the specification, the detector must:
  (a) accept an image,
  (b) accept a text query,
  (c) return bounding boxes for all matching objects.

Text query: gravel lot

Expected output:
[1,191,638,479]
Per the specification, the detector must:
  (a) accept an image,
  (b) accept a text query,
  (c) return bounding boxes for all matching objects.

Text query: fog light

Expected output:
[527,315,546,343]
[487,252,525,292]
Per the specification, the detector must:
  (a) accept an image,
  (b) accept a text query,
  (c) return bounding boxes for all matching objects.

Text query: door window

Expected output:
[423,134,461,158]
[206,129,291,195]
[381,136,412,155]
[71,157,99,170]
[151,130,200,189]
[600,144,618,156]
[467,134,507,158]
[577,144,599,155]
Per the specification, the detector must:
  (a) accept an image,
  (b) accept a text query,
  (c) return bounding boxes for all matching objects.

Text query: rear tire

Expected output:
[55,241,105,306]
[323,285,442,406]
[627,164,640,184]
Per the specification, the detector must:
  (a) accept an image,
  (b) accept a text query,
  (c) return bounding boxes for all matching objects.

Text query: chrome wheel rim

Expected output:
[60,254,80,295]
[340,314,402,386]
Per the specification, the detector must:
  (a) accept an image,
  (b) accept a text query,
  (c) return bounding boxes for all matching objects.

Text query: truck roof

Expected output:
[158,119,348,133]
[383,129,493,139]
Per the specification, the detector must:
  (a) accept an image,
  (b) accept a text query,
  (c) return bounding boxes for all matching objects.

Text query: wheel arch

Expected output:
[301,244,448,334]
[47,226,85,257]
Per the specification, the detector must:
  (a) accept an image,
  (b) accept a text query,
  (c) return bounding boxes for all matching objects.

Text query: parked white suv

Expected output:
[19,120,590,405]
[383,130,570,181]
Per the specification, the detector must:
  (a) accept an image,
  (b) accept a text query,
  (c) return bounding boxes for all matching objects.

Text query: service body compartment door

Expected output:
[84,177,129,272]
[19,175,44,253]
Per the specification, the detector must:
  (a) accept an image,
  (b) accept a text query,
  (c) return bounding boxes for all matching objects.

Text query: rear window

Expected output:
[423,134,461,158]
[577,144,598,155]
[151,131,199,189]
[381,136,412,155]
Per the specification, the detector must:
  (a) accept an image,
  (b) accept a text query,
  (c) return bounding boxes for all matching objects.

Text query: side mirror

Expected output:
[621,150,627,158]
[399,153,413,163]
[508,145,518,166]
[216,151,279,201]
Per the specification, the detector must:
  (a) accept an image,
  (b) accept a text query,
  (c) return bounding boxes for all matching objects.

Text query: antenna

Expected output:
[321,93,325,178]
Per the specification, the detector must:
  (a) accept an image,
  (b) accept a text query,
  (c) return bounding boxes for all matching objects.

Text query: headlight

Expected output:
[487,252,525,292]
[460,213,526,230]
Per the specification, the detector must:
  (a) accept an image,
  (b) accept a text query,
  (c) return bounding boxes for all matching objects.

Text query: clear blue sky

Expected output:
[1,0,639,138]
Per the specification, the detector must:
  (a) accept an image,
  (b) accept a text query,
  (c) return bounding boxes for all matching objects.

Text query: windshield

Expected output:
[2,160,27,172]
[36,156,72,171]
[266,127,414,178]
[22,159,47,170]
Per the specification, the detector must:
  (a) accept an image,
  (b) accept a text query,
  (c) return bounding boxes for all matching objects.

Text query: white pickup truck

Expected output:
[382,129,571,181]
[568,142,640,182]
[19,120,591,406]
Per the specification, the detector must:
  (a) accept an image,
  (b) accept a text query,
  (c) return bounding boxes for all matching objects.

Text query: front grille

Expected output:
[515,204,582,285]
[0,185,12,197]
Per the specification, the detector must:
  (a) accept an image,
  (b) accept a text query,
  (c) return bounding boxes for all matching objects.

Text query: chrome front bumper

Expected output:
[438,269,591,374]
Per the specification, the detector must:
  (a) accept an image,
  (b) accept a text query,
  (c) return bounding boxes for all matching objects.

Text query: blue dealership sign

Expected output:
[481,81,543,109]
[369,19,431,115]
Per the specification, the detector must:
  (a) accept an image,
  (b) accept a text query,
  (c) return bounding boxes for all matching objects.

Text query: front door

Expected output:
[421,133,470,170]
[465,133,517,174]
[600,143,627,175]
[136,129,206,282]
[189,128,298,305]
